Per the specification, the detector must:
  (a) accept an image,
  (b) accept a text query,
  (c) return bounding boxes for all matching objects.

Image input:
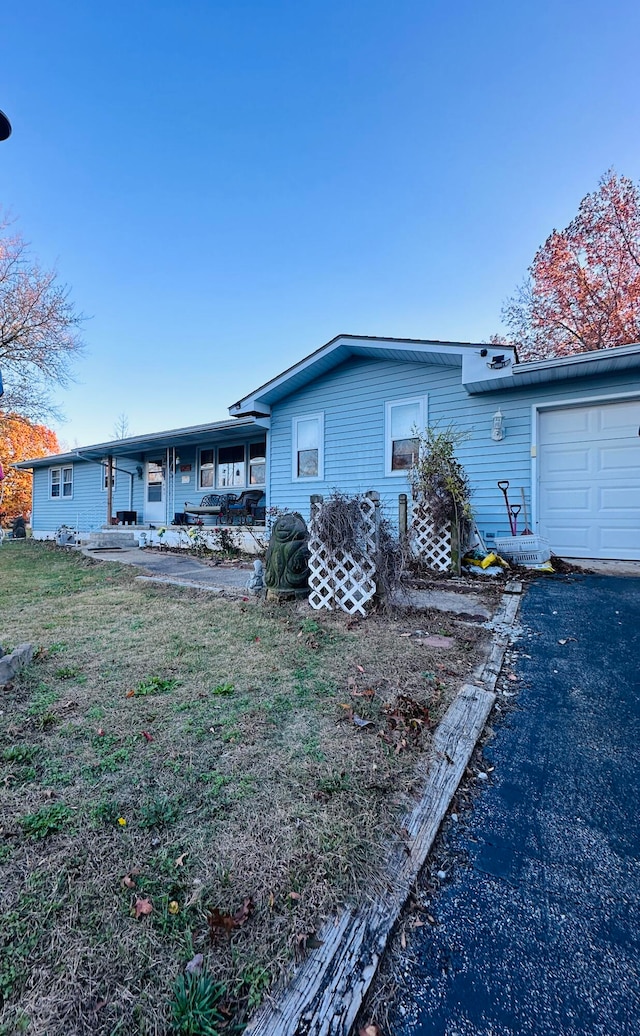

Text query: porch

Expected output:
[79,519,268,556]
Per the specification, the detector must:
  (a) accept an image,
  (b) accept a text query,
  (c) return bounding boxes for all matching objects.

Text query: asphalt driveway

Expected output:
[387,574,640,1036]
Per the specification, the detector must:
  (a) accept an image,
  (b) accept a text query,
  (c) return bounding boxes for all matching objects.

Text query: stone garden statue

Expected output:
[246,559,265,595]
[264,513,310,599]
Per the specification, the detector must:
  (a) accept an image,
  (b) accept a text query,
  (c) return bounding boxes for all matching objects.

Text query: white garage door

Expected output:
[538,399,640,560]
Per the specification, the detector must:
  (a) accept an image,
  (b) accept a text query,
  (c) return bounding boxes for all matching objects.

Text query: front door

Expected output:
[145,460,166,523]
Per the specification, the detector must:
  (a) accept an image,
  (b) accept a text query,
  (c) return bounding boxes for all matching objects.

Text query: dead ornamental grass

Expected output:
[0,541,490,1035]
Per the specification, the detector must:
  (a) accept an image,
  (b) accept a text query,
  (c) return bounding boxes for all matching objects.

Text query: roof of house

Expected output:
[229,334,640,413]
[15,415,268,469]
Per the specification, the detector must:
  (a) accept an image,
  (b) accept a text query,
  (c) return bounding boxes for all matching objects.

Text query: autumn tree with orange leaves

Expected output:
[0,414,60,520]
[502,170,640,361]
[0,213,84,420]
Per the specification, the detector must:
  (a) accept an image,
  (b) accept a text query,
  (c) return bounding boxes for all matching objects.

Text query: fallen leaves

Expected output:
[352,715,375,729]
[174,852,188,868]
[185,953,204,976]
[337,704,375,730]
[207,897,253,939]
[296,930,324,957]
[133,896,153,919]
[359,1024,383,1036]
[383,694,432,741]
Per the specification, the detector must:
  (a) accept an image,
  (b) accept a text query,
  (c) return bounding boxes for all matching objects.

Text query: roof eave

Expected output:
[230,334,509,415]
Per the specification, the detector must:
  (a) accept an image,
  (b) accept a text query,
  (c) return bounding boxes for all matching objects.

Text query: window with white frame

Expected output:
[199,449,215,489]
[51,465,73,498]
[385,398,425,475]
[293,413,324,479]
[101,462,116,491]
[198,440,267,490]
[249,442,266,485]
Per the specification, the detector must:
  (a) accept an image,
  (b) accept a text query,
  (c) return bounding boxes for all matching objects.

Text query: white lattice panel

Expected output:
[410,503,451,572]
[308,497,378,616]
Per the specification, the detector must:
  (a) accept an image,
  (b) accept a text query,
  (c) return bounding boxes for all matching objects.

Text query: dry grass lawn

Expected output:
[0,541,491,1035]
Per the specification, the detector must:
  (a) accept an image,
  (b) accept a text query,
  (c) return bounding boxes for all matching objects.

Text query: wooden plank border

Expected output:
[245,587,522,1036]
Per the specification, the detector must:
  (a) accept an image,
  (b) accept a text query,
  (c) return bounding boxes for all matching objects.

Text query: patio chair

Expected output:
[226,490,265,525]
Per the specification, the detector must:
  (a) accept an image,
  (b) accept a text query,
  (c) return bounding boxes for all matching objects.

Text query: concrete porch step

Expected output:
[88,530,138,549]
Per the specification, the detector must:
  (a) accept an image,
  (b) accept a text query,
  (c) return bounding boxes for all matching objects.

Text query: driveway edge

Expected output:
[244,583,522,1036]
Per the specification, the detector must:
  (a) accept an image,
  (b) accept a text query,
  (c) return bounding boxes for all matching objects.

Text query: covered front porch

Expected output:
[18,415,270,543]
[72,416,269,532]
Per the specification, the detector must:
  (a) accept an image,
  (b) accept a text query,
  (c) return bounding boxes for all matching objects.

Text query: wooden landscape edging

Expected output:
[245,584,522,1036]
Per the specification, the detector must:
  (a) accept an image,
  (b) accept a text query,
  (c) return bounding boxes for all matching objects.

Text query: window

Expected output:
[293,413,324,480]
[101,462,116,491]
[199,441,267,490]
[51,465,73,499]
[147,461,164,502]
[385,398,425,475]
[249,442,266,485]
[217,445,245,489]
[199,449,215,489]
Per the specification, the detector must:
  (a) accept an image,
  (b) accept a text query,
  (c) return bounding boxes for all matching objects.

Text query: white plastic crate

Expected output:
[493,534,551,566]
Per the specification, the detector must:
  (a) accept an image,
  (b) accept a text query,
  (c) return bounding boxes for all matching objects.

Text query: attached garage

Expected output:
[537,398,640,560]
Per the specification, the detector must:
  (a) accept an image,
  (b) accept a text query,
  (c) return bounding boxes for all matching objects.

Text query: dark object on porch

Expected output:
[183,492,266,525]
[226,490,266,525]
[183,494,228,522]
[12,516,26,539]
[173,512,189,526]
[264,513,310,599]
[116,510,137,525]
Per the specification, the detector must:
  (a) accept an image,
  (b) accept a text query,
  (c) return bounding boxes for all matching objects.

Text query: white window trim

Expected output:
[292,412,324,481]
[385,396,426,477]
[101,462,116,492]
[248,440,267,487]
[50,464,74,500]
[198,448,216,491]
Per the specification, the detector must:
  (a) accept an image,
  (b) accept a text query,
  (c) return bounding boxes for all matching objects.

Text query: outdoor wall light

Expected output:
[487,353,511,370]
[491,409,505,441]
[136,465,143,480]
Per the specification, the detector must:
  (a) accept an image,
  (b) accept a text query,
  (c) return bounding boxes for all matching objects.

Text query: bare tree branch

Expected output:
[0,213,85,420]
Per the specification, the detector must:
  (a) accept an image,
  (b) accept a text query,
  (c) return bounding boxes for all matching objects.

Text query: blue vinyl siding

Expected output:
[268,356,640,543]
[31,458,142,533]
[29,436,269,533]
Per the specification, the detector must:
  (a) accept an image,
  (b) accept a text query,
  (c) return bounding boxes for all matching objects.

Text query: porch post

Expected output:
[106,455,113,525]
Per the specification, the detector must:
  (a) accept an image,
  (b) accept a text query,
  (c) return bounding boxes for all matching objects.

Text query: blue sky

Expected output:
[2,0,639,447]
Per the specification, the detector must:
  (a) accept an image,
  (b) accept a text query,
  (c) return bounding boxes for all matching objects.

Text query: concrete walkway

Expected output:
[387,575,640,1036]
[82,545,253,592]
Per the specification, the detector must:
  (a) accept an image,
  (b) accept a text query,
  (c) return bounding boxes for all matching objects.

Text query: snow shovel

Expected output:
[509,504,521,535]
[520,488,532,535]
[497,481,516,534]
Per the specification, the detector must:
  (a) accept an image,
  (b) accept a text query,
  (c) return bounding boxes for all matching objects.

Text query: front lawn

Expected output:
[0,541,489,1035]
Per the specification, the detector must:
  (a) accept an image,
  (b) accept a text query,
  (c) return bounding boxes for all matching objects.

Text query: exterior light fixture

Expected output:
[491,409,505,441]
[487,354,511,370]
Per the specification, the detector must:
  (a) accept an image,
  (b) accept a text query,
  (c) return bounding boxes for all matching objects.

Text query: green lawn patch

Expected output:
[0,540,489,1033]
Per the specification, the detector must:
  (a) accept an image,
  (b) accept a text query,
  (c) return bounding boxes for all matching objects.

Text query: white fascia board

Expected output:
[461,346,517,390]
